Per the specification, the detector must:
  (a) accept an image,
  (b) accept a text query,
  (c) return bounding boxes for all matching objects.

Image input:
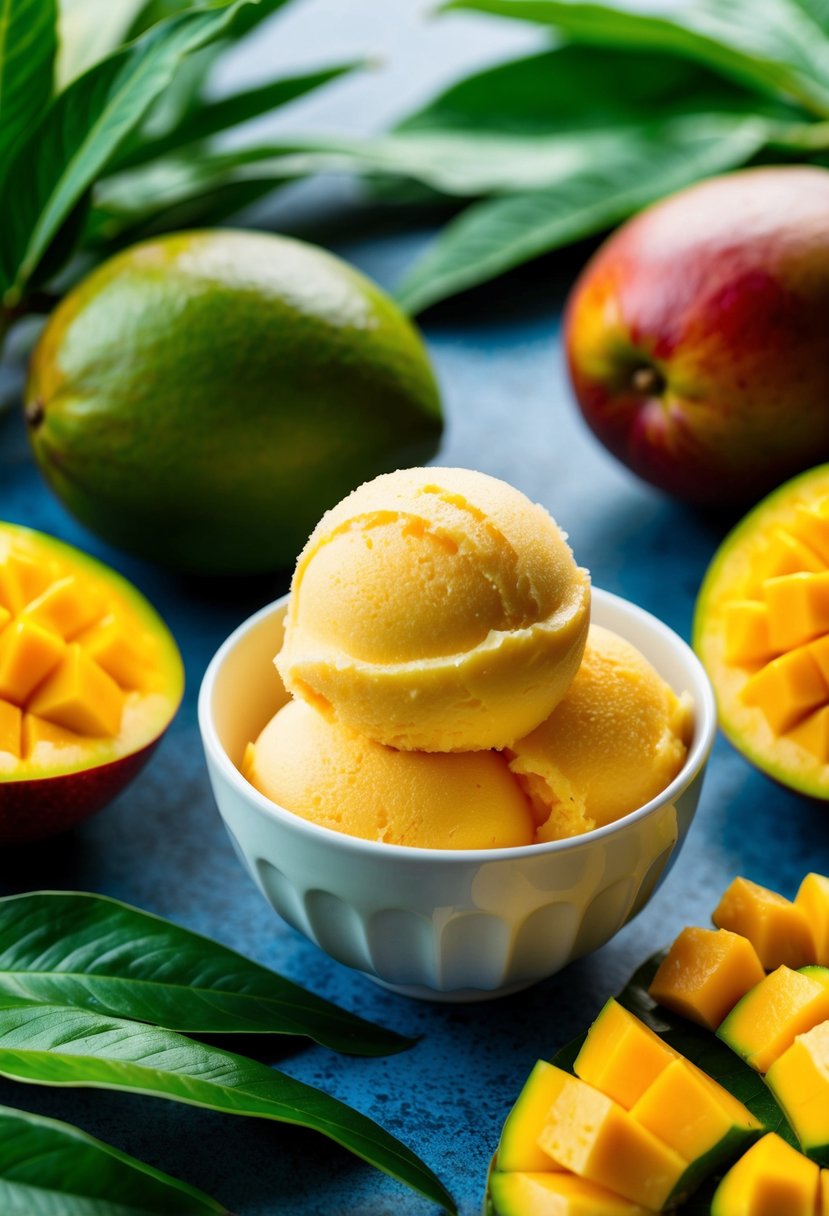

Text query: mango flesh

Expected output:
[710,1133,821,1216]
[648,926,765,1030]
[489,1171,655,1216]
[712,877,816,971]
[766,1022,829,1164]
[796,874,829,965]
[573,998,679,1109]
[536,1068,687,1211]
[717,965,829,1073]
[26,231,443,575]
[0,523,183,840]
[693,464,829,797]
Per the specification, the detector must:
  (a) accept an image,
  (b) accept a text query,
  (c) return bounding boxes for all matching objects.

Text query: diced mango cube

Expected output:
[76,614,147,689]
[0,551,53,614]
[723,600,776,666]
[787,705,829,763]
[497,1060,568,1173]
[21,575,101,640]
[741,647,828,735]
[489,1171,655,1216]
[766,1022,829,1163]
[713,876,816,970]
[22,713,84,757]
[796,874,829,966]
[631,1058,758,1168]
[790,501,829,566]
[0,700,22,758]
[0,620,66,705]
[717,965,829,1073]
[755,528,824,583]
[537,1070,687,1211]
[573,998,678,1109]
[711,1133,820,1216]
[763,571,829,650]
[28,644,125,738]
[648,926,765,1030]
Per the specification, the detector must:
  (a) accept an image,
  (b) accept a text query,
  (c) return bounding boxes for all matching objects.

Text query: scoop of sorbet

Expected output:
[244,699,534,849]
[276,467,590,751]
[507,624,693,840]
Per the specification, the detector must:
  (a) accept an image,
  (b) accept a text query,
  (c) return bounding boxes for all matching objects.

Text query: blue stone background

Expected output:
[0,2,825,1213]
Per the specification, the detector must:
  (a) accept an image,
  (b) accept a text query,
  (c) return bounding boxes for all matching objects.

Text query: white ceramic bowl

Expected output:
[198,588,716,1001]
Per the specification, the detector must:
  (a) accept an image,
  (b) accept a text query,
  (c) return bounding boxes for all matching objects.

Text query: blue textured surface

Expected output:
[1,6,828,1214]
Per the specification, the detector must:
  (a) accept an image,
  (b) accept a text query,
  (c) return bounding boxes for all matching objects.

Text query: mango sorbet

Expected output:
[276,467,591,752]
[244,699,534,849]
[508,624,693,841]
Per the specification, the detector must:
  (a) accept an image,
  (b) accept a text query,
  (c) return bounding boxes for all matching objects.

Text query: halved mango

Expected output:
[713,877,815,970]
[694,464,829,797]
[716,965,829,1072]
[648,926,765,1030]
[710,1133,820,1216]
[0,523,183,843]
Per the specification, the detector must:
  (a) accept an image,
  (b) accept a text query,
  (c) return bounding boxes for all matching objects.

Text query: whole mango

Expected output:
[25,231,443,574]
[564,166,829,507]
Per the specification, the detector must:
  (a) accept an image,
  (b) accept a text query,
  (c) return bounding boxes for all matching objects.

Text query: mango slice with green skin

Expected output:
[0,523,183,843]
[495,1061,569,1173]
[693,464,829,796]
[713,876,816,971]
[766,1022,829,1164]
[710,1133,820,1215]
[489,1171,655,1215]
[716,965,829,1073]
[648,926,765,1030]
[796,874,829,965]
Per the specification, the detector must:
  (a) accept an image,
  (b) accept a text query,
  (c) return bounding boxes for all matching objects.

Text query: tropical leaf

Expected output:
[56,0,146,85]
[398,43,805,137]
[0,1102,227,1215]
[113,60,362,170]
[0,891,412,1055]
[441,0,829,118]
[0,0,57,163]
[0,0,260,304]
[394,113,769,313]
[0,1001,456,1214]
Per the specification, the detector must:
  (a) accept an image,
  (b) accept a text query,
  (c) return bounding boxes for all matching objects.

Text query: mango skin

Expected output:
[26,230,443,575]
[565,166,829,506]
[0,745,159,845]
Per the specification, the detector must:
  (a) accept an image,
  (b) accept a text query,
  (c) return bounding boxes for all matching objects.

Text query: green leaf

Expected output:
[114,60,362,170]
[398,43,805,137]
[0,891,411,1055]
[0,0,57,162]
[395,113,768,313]
[0,1102,227,1215]
[441,0,829,118]
[0,1002,456,1214]
[0,0,260,304]
[56,0,146,85]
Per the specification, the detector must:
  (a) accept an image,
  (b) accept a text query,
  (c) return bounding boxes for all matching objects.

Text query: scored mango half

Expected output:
[0,523,183,842]
[694,464,829,796]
